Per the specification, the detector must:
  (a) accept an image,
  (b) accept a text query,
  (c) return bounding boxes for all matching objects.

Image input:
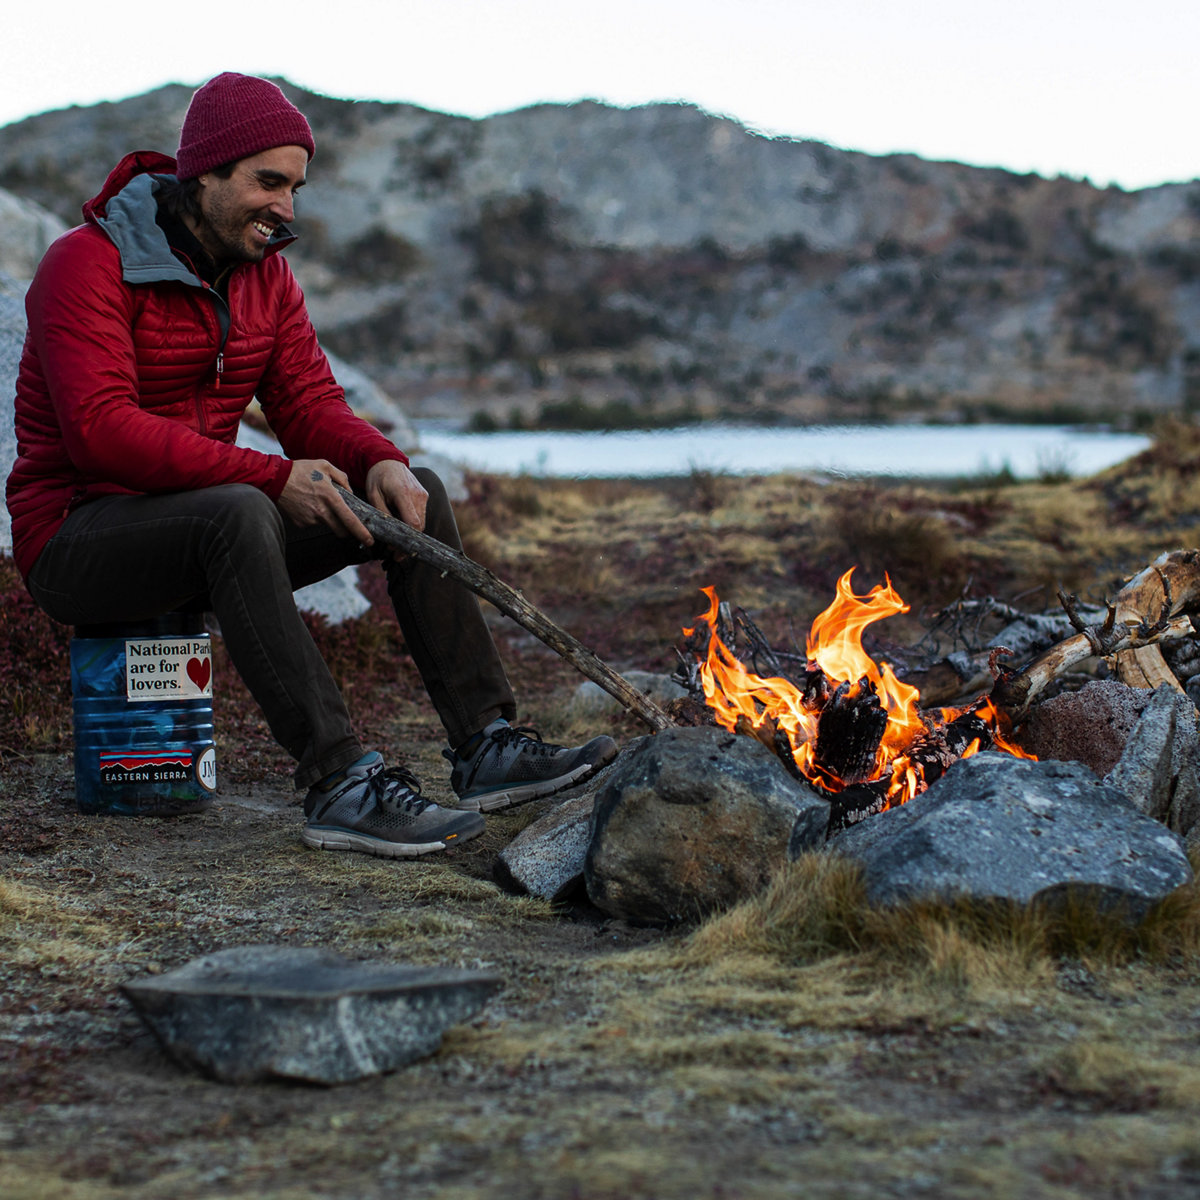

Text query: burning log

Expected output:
[905,711,992,786]
[990,550,1200,722]
[811,676,889,785]
[334,485,675,732]
[824,709,996,833]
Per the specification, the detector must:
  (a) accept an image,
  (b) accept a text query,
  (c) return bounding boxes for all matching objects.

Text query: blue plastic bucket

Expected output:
[70,614,216,815]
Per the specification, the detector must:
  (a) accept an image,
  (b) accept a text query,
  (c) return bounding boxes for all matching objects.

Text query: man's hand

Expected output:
[365,459,428,532]
[277,459,374,545]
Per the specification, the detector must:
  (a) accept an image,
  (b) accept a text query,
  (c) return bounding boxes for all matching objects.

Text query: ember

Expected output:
[683,570,1034,818]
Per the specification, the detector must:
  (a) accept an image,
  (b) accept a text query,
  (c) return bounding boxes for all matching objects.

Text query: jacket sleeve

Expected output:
[253,260,408,487]
[27,229,292,498]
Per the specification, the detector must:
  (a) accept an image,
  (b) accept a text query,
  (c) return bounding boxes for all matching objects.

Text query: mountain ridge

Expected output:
[2,81,1197,428]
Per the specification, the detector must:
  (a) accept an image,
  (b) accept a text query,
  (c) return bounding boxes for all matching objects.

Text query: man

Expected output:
[6,72,617,857]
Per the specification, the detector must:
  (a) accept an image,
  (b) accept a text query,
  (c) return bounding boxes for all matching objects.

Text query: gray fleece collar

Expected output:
[93,174,200,287]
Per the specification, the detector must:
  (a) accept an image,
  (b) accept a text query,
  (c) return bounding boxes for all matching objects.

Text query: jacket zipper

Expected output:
[198,283,232,431]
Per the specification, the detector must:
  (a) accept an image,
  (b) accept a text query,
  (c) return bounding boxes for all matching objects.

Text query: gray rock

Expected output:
[1105,685,1200,847]
[324,350,416,449]
[0,279,25,557]
[569,671,688,721]
[0,188,65,282]
[122,945,502,1085]
[494,793,595,901]
[824,752,1193,921]
[585,726,830,924]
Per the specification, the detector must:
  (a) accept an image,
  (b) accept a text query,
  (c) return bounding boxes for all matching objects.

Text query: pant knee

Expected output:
[187,487,289,586]
[409,467,459,545]
[410,466,448,510]
[200,485,286,553]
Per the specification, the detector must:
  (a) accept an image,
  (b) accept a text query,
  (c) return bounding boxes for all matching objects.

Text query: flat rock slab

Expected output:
[122,945,502,1085]
[822,752,1193,921]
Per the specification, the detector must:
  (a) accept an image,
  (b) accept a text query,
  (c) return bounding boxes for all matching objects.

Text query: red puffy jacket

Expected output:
[6,150,406,578]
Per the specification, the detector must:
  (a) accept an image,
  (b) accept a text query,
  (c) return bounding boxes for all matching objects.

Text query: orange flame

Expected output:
[684,570,1034,807]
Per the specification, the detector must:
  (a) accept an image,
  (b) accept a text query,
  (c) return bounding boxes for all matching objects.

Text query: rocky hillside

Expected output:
[3,81,1199,428]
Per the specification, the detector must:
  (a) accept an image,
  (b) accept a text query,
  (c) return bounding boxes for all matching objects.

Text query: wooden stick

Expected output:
[335,485,676,732]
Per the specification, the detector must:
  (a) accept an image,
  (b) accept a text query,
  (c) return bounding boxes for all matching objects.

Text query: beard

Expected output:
[194,194,274,265]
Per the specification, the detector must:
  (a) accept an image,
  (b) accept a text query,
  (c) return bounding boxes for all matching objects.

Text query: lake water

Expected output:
[413,422,1150,480]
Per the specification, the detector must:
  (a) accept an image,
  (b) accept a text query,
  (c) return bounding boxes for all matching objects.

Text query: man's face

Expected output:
[189,145,308,265]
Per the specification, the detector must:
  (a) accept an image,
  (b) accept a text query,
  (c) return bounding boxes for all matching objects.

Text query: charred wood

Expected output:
[905,713,993,790]
[812,677,889,786]
[826,782,890,835]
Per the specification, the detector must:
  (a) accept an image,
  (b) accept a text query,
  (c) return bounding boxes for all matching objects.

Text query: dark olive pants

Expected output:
[26,469,515,788]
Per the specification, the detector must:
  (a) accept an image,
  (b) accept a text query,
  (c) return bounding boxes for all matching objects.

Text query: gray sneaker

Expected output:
[302,752,485,858]
[444,721,619,812]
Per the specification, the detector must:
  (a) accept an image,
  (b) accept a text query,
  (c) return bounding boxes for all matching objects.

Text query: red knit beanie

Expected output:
[176,72,315,180]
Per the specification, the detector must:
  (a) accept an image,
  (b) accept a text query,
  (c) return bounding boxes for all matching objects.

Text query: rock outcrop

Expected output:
[0,188,65,282]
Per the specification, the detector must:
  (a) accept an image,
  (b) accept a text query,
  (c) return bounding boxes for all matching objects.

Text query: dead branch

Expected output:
[335,485,675,732]
[991,550,1200,721]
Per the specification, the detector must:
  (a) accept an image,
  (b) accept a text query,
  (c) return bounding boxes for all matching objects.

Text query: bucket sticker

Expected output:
[196,747,217,792]
[124,637,213,702]
[100,751,194,786]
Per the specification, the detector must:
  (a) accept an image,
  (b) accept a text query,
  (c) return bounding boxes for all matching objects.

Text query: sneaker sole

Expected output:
[301,823,483,858]
[457,756,612,814]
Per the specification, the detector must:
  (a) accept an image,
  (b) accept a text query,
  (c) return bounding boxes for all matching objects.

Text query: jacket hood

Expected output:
[82,151,297,284]
[82,150,178,222]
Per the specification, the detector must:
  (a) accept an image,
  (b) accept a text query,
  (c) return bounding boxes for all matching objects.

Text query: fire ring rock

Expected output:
[122,945,502,1085]
[494,792,596,901]
[585,726,830,924]
[821,752,1193,921]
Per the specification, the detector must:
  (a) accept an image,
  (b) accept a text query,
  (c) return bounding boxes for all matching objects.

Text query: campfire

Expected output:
[681,570,1034,828]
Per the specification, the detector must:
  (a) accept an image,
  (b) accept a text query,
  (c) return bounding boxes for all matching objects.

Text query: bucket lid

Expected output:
[74,611,208,639]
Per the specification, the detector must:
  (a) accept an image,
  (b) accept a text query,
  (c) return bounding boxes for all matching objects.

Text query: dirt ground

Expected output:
[4,462,1200,1198]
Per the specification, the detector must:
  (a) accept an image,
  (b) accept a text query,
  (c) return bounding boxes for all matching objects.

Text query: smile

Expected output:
[251,220,274,239]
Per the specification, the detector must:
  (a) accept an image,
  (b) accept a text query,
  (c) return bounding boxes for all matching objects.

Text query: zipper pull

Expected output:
[214,353,224,388]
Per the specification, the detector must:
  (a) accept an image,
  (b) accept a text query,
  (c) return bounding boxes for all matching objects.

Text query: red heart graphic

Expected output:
[186,657,212,691]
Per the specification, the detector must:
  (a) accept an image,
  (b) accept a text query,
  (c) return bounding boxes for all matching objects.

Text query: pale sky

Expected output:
[2,0,1197,191]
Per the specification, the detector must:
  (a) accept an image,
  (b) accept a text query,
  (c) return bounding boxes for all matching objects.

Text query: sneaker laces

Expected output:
[373,765,430,815]
[484,724,563,758]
